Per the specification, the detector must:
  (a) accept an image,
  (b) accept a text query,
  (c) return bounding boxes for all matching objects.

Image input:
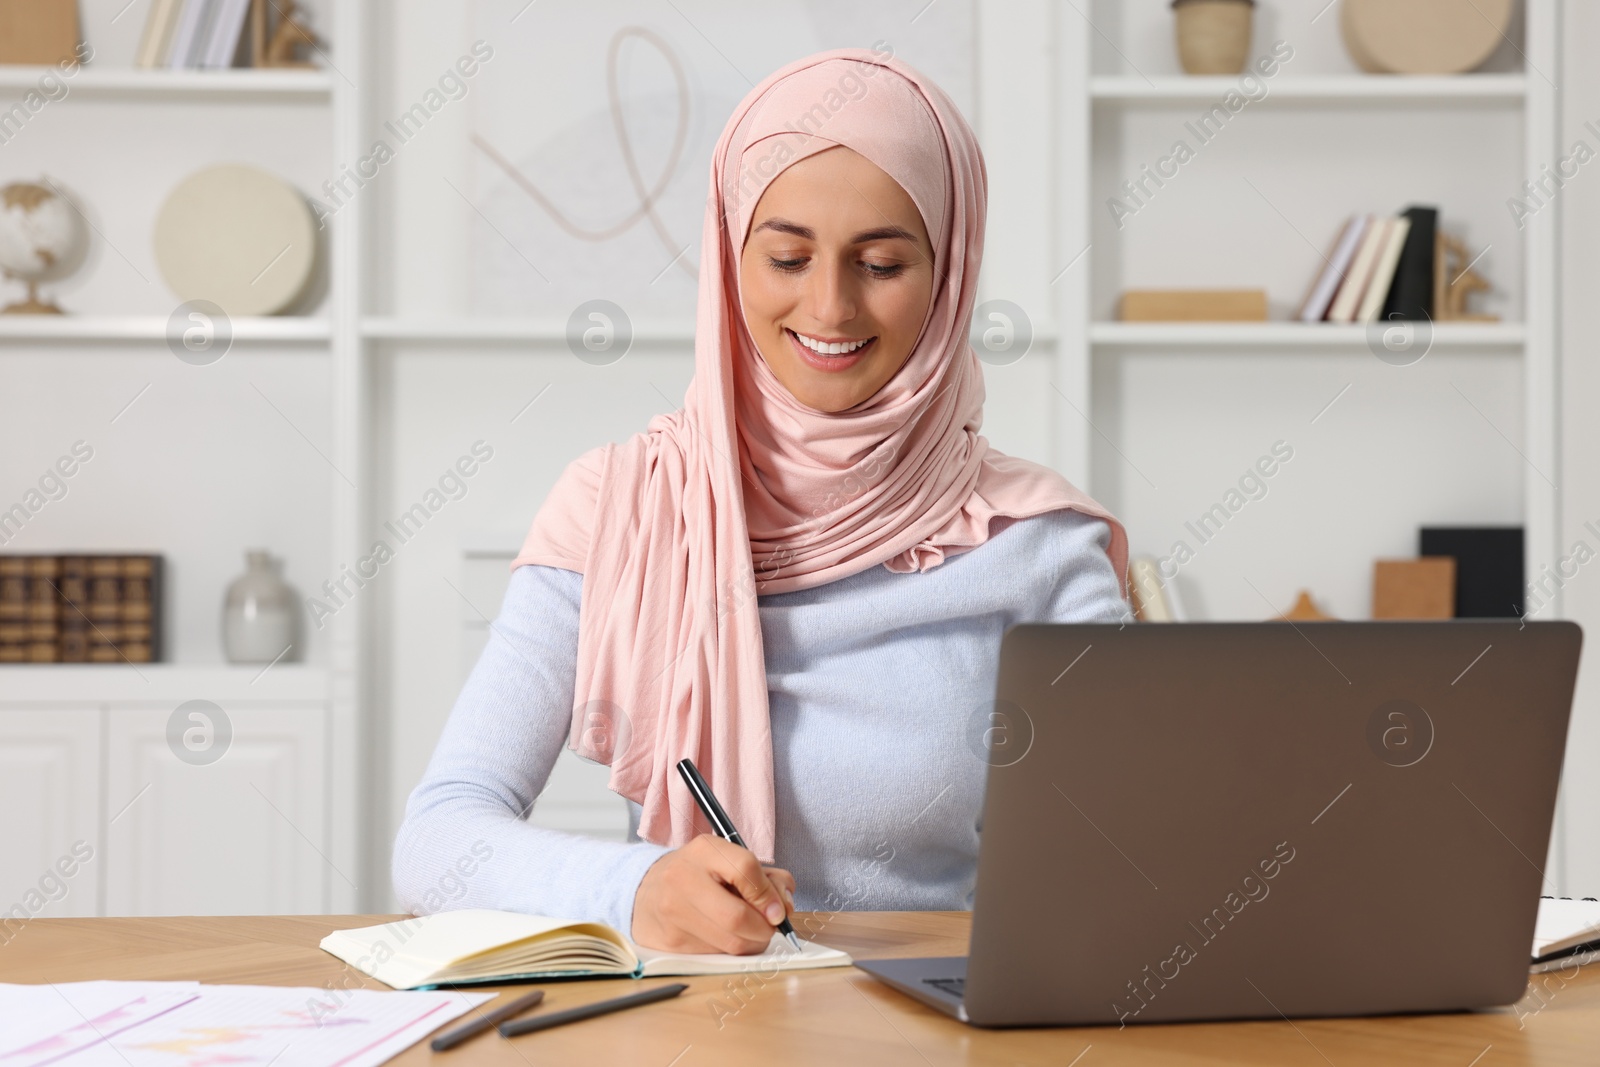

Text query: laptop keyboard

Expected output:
[922,977,966,998]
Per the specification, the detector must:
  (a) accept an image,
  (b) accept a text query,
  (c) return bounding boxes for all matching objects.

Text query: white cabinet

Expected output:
[0,707,102,924]
[0,667,334,917]
[104,705,328,916]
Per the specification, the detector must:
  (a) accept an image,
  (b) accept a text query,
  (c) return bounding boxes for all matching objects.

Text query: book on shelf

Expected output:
[164,0,251,68]
[151,0,252,70]
[201,0,252,69]
[1356,216,1411,324]
[162,0,212,68]
[1326,217,1392,324]
[135,0,184,68]
[1118,290,1267,322]
[1383,205,1440,322]
[0,554,163,664]
[1295,215,1370,323]
[1128,558,1186,622]
[1301,204,1447,326]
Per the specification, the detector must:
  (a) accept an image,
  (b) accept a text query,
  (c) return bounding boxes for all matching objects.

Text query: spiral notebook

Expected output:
[320,910,851,990]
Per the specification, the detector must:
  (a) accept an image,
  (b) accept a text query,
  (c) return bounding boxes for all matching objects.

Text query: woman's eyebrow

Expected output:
[753,217,919,244]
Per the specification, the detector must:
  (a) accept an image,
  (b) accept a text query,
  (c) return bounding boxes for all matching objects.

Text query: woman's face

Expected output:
[739,146,935,413]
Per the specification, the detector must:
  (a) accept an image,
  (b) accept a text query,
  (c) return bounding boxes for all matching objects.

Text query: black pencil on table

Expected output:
[498,983,689,1038]
[676,757,803,951]
[430,988,545,1051]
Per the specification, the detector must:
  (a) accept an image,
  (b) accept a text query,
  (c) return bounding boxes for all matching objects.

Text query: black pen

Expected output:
[676,757,803,951]
[499,982,688,1038]
[429,988,544,1051]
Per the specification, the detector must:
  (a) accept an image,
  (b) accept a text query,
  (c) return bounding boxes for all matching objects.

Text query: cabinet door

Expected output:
[0,707,102,923]
[104,704,328,916]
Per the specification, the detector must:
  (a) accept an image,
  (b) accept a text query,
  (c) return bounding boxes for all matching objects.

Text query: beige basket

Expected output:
[1172,0,1255,75]
[1340,0,1514,74]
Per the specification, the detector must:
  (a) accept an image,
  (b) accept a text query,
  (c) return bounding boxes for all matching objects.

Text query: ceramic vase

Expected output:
[222,549,298,663]
[1173,0,1254,75]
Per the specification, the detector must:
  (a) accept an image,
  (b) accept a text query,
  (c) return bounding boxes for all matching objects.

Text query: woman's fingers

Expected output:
[682,875,783,955]
[764,866,797,915]
[699,837,789,926]
[632,836,799,955]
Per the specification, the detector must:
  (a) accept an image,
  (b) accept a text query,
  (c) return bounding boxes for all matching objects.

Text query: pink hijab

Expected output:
[511,47,1127,862]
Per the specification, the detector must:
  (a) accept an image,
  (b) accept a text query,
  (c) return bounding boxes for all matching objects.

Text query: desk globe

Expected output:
[0,180,85,314]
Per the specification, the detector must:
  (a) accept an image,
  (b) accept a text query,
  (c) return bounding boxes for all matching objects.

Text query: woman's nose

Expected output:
[805,257,857,327]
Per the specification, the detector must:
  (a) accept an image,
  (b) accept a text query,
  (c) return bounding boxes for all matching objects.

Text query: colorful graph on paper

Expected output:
[0,981,492,1067]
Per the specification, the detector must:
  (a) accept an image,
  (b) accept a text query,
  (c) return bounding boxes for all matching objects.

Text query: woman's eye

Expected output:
[765,256,905,278]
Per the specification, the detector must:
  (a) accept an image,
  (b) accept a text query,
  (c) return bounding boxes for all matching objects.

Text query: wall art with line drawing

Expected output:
[466,0,977,318]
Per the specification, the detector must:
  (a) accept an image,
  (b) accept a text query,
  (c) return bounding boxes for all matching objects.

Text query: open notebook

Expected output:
[320,910,852,989]
[1532,896,1600,974]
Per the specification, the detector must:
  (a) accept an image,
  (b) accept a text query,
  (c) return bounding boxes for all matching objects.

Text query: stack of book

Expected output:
[1128,559,1187,622]
[136,0,254,69]
[1296,205,1439,324]
[0,555,163,664]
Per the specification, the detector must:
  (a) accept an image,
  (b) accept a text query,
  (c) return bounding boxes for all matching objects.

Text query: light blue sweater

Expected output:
[392,508,1130,935]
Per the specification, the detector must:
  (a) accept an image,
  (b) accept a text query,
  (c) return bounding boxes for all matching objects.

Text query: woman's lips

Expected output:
[786,328,876,373]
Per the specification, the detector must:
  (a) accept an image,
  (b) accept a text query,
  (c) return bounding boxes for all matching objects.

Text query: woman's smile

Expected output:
[785,327,878,372]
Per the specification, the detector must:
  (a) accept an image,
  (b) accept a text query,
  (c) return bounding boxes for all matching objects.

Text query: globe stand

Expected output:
[2,277,64,315]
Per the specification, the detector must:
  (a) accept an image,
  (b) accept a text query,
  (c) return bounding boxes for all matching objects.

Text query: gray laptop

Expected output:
[855,620,1582,1027]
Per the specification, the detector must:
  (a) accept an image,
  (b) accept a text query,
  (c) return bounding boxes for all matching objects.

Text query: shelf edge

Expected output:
[0,663,331,704]
[1089,323,1527,348]
[1090,74,1528,102]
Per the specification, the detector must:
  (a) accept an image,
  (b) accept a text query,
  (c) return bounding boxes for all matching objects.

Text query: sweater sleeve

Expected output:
[391,563,670,933]
[1038,509,1137,624]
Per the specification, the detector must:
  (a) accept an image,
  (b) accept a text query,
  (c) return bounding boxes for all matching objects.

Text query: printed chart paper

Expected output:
[0,981,494,1067]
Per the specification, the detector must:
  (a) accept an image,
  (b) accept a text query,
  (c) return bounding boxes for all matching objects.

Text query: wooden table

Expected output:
[3,912,1598,1064]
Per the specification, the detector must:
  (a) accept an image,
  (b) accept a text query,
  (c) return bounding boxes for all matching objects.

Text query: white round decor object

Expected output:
[153,165,316,316]
[1341,0,1514,75]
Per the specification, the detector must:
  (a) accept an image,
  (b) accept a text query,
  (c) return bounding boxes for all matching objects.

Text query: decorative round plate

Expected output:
[154,164,316,316]
[1341,0,1514,75]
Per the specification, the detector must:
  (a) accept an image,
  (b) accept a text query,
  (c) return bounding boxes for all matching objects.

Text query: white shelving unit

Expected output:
[1058,1,1567,882]
[0,0,357,916]
[1056,0,1557,587]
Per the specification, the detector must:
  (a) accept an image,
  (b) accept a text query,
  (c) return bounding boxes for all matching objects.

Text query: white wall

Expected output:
[1558,0,1600,894]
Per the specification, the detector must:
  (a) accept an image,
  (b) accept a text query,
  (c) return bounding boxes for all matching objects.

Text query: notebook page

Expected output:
[633,932,852,977]
[319,910,635,988]
[1533,897,1600,958]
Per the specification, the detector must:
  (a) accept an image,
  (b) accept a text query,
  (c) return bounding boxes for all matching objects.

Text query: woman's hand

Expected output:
[632,834,797,954]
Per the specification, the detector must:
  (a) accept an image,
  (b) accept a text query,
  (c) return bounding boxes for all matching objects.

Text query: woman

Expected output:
[393,47,1131,956]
